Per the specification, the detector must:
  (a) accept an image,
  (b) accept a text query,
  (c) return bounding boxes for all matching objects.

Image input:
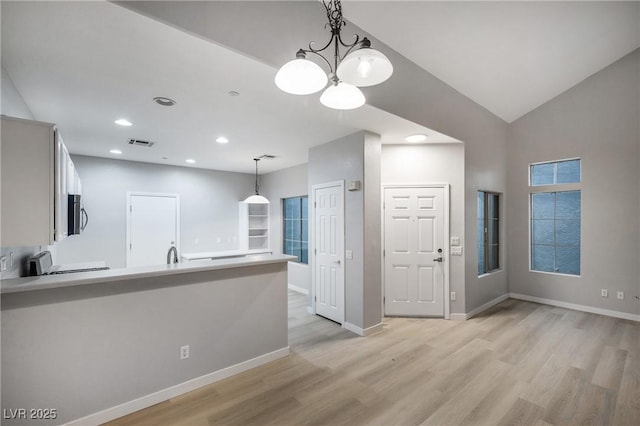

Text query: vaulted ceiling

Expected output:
[2,1,638,174]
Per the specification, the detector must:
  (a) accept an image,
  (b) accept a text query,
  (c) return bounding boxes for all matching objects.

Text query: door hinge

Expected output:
[129,243,132,250]
[130,205,133,213]
[314,296,317,302]
[383,249,385,257]
[383,296,386,304]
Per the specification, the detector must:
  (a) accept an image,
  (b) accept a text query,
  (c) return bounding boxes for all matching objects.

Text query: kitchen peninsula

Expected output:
[1,253,294,425]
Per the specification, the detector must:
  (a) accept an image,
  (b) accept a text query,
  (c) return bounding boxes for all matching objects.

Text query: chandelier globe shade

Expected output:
[320,82,365,110]
[337,48,393,87]
[275,57,328,95]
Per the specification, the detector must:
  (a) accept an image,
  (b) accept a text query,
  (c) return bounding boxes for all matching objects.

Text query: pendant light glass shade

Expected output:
[244,194,270,204]
[275,58,328,95]
[336,48,393,87]
[320,82,365,110]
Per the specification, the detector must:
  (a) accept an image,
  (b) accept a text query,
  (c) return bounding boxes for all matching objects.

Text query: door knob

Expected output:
[433,257,443,262]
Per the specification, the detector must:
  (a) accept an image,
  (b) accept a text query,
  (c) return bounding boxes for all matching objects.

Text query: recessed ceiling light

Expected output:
[405,134,428,143]
[109,149,123,154]
[114,119,132,126]
[153,96,176,107]
[216,136,229,144]
[185,159,196,164]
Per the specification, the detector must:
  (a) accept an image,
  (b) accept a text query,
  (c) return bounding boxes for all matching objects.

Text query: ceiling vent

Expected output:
[128,138,155,148]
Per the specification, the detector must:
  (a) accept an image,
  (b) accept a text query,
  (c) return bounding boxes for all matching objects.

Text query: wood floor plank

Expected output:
[497,398,545,426]
[105,294,638,426]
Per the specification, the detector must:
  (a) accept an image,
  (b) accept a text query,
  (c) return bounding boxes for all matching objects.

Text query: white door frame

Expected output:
[381,184,451,320]
[310,180,345,321]
[126,192,180,267]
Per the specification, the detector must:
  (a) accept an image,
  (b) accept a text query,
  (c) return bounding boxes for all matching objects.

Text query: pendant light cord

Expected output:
[254,158,260,195]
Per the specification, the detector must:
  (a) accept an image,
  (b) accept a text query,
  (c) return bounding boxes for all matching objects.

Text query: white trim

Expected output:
[288,284,309,295]
[126,192,180,268]
[307,306,314,315]
[450,293,510,321]
[381,184,451,320]
[343,321,384,336]
[510,293,640,322]
[311,181,345,324]
[63,347,290,426]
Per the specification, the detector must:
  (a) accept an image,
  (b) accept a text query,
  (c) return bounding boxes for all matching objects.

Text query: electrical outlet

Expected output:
[617,291,624,300]
[180,345,189,360]
[450,291,457,301]
[601,289,608,298]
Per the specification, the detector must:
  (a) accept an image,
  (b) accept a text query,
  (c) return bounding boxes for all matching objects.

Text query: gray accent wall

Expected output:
[55,155,254,268]
[507,49,640,316]
[116,1,511,316]
[308,131,382,330]
[0,66,49,279]
[261,163,310,292]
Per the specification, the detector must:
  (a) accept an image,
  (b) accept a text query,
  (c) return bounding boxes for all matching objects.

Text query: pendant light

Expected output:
[244,158,269,204]
[274,0,392,110]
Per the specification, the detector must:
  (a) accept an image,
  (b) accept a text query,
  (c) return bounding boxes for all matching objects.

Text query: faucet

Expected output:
[167,246,179,264]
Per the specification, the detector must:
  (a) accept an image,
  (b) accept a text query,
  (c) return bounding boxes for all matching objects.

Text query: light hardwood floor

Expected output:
[106,291,639,425]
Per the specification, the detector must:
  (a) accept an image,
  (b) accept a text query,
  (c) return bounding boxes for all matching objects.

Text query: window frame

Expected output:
[282,195,308,264]
[478,190,501,276]
[528,158,581,277]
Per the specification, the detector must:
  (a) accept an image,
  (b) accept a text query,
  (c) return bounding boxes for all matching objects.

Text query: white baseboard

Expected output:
[450,293,510,321]
[450,313,468,321]
[288,284,309,295]
[343,321,384,336]
[509,293,640,322]
[450,294,509,321]
[63,347,290,426]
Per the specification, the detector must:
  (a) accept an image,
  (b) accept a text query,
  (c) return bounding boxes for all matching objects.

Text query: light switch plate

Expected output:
[451,236,461,246]
[345,250,353,260]
[451,246,463,256]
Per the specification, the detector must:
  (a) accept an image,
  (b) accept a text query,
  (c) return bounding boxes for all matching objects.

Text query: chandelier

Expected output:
[275,0,393,110]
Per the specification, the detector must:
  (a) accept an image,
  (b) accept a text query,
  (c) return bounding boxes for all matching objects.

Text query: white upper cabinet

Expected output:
[1,115,79,247]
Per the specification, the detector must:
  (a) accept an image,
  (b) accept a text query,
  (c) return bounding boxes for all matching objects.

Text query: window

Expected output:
[283,196,308,264]
[478,191,500,275]
[529,159,581,275]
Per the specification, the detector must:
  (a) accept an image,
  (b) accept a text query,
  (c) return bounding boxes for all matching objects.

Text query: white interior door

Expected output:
[384,186,447,317]
[127,193,179,268]
[313,182,344,324]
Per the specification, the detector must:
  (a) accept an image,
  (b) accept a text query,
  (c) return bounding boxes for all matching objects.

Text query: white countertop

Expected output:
[1,253,295,295]
[181,249,271,261]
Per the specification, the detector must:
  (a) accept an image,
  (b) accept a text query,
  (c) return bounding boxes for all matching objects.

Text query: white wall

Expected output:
[261,163,310,293]
[56,155,254,268]
[507,49,640,317]
[381,143,466,314]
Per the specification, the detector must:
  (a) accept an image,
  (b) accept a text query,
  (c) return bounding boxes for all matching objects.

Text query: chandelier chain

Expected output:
[301,0,363,78]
